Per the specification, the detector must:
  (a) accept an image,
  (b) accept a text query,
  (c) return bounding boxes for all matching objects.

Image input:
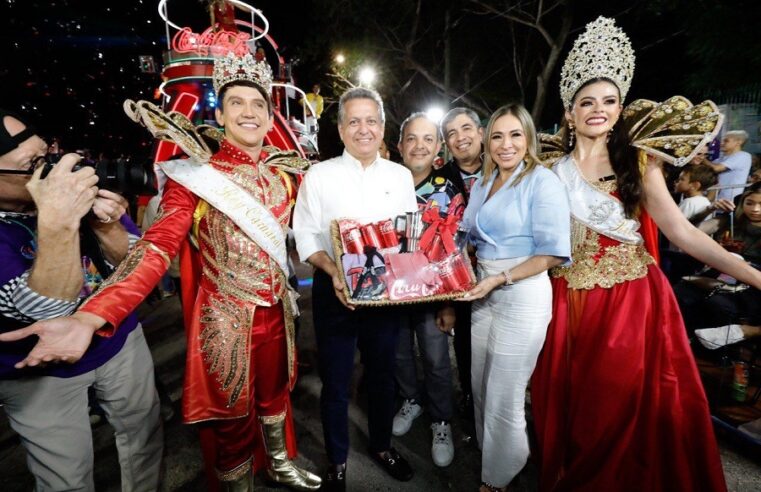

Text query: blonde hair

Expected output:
[481,103,541,187]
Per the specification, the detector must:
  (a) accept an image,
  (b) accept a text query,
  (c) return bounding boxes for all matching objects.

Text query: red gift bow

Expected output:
[419,207,458,255]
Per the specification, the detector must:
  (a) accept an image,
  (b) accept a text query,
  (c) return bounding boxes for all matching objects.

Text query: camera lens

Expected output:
[94,159,157,197]
[37,154,158,198]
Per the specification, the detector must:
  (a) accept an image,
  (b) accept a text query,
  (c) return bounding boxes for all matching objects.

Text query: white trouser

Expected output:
[471,257,552,487]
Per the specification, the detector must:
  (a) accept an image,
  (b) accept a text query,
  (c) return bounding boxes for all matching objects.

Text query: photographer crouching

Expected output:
[0,109,162,491]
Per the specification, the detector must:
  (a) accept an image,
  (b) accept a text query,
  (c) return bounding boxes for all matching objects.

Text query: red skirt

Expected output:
[531,264,727,492]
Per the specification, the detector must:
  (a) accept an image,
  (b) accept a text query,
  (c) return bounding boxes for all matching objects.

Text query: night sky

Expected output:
[2,1,753,162]
[0,0,312,159]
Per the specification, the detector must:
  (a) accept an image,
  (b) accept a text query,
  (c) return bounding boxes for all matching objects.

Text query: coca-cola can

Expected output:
[360,223,383,249]
[438,256,460,292]
[342,227,364,254]
[376,219,399,248]
[451,253,474,289]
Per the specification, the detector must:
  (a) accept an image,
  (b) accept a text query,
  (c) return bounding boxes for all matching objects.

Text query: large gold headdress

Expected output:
[560,16,635,109]
[540,96,724,168]
[212,51,273,96]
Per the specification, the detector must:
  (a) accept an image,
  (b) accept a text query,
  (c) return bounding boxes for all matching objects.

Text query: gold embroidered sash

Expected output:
[553,155,643,245]
[159,158,289,280]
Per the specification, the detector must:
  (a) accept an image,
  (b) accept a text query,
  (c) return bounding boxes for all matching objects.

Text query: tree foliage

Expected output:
[294,0,761,135]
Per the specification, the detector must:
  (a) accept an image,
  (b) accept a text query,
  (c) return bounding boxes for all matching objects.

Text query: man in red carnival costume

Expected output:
[0,51,321,492]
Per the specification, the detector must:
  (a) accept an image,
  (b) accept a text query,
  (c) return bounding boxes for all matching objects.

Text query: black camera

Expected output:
[39,153,157,197]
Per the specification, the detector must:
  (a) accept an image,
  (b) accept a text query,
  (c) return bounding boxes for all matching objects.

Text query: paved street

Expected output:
[1,261,760,491]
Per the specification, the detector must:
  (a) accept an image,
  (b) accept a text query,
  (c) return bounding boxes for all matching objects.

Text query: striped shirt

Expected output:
[0,212,140,379]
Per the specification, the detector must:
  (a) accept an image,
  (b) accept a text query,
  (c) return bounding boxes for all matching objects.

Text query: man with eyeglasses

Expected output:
[0,109,163,491]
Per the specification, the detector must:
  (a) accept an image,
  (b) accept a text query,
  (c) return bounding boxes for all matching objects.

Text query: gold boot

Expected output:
[260,413,322,491]
[218,459,254,492]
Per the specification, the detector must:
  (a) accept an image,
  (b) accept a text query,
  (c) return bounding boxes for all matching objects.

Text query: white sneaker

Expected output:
[695,325,745,349]
[392,399,422,436]
[431,421,454,467]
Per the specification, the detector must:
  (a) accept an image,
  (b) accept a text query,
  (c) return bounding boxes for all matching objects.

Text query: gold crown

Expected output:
[212,51,273,95]
[560,16,635,109]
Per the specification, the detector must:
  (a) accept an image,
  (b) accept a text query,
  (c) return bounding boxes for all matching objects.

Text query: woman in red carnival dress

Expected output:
[531,16,761,492]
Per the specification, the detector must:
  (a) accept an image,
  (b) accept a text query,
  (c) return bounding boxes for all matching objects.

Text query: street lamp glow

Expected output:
[426,106,445,124]
[335,53,346,64]
[358,66,376,86]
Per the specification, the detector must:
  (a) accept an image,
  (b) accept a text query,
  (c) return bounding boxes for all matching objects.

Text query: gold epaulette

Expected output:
[262,146,310,175]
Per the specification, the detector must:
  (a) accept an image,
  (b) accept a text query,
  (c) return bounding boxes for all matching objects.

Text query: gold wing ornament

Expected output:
[624,96,724,166]
[539,96,724,167]
[199,295,253,408]
[123,99,218,162]
[123,99,310,175]
[538,132,567,167]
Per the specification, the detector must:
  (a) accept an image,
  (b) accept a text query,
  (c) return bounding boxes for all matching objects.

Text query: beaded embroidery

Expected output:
[551,180,653,289]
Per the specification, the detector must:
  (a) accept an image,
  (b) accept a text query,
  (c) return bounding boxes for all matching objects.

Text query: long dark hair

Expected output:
[736,181,761,225]
[562,77,642,218]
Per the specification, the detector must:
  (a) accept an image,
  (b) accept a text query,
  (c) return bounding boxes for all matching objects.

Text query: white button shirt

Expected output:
[294,150,418,261]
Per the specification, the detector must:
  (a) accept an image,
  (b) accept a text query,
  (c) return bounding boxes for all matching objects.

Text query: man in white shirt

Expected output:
[704,130,752,201]
[293,87,418,491]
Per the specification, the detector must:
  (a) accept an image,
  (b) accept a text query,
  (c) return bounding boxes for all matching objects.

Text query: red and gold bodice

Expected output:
[194,141,294,307]
[81,140,296,333]
[551,181,654,290]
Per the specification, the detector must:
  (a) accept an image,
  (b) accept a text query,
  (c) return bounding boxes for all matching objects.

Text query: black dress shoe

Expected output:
[371,448,413,481]
[324,463,346,492]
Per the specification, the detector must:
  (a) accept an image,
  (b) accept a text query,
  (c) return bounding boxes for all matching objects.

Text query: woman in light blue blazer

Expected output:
[458,103,571,492]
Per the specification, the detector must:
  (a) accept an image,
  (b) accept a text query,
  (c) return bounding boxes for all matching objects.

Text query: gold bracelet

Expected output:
[502,269,514,285]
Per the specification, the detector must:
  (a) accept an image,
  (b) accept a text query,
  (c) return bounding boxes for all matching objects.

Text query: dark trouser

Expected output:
[395,306,454,421]
[674,281,761,330]
[453,300,472,397]
[312,270,401,465]
[660,249,704,285]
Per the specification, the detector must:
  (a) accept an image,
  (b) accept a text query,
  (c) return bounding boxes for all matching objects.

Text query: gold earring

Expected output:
[568,124,575,148]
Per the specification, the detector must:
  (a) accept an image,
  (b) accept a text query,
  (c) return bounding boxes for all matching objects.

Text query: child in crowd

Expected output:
[673,164,717,223]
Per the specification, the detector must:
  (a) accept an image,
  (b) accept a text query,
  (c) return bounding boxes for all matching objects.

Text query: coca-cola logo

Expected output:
[438,260,454,276]
[172,27,251,56]
[378,220,394,234]
[389,280,440,300]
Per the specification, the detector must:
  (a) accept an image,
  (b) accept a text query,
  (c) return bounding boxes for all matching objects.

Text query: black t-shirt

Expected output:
[439,159,482,201]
